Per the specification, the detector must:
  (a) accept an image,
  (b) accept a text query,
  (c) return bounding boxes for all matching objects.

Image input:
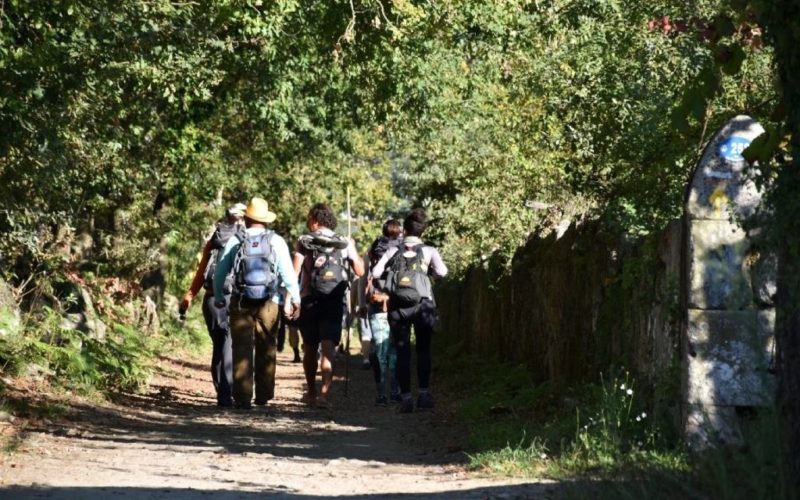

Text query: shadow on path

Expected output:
[4,483,563,500]
[14,353,468,466]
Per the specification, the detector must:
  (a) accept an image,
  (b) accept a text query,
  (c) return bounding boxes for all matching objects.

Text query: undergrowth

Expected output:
[435,339,788,498]
[0,307,153,394]
[0,279,209,397]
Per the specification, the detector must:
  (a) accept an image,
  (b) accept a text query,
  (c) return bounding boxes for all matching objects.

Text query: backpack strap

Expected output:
[413,245,429,273]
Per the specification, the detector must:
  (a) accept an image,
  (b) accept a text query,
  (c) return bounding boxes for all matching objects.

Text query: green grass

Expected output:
[158,306,212,356]
[434,339,689,486]
[436,337,791,498]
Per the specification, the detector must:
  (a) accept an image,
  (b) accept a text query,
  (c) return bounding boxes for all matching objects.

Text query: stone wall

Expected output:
[436,219,682,395]
[435,115,775,450]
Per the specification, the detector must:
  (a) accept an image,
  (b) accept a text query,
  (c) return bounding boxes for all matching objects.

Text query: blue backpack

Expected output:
[232,231,278,301]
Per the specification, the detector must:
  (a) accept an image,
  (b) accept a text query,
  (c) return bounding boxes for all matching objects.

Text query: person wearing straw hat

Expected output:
[213,197,301,410]
[179,202,246,407]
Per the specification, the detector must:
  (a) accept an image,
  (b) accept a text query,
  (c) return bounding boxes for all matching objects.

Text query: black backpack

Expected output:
[232,231,279,301]
[385,244,433,308]
[368,236,401,295]
[203,222,244,292]
[300,233,349,297]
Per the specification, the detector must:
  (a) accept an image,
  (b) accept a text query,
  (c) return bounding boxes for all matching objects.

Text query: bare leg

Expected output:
[302,341,319,404]
[319,340,336,402]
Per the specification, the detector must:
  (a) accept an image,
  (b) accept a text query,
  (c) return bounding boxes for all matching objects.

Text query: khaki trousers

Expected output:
[229,299,279,405]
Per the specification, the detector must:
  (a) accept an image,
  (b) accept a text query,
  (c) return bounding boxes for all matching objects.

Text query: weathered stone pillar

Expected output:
[683,115,775,449]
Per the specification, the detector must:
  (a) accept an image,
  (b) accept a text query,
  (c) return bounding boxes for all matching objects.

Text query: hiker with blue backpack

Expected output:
[371,209,448,413]
[213,197,301,410]
[293,203,364,408]
[179,203,246,408]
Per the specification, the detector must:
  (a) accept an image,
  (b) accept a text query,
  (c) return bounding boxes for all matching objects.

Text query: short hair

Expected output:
[308,203,337,230]
[382,219,402,239]
[403,209,427,237]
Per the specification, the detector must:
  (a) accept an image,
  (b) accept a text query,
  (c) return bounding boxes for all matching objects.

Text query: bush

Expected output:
[0,305,154,394]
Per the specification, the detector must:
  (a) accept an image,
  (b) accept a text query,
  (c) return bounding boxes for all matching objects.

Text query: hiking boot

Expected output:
[254,399,268,406]
[375,395,388,406]
[235,402,252,410]
[398,398,414,414]
[389,392,403,404]
[292,348,301,363]
[417,392,435,410]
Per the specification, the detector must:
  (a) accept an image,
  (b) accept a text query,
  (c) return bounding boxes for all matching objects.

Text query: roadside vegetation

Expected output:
[436,343,784,499]
[2,0,799,494]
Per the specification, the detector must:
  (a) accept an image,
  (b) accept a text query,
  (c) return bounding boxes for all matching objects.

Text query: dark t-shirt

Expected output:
[295,228,358,299]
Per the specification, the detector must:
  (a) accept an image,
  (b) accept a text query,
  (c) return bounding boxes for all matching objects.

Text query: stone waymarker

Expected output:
[683,115,775,449]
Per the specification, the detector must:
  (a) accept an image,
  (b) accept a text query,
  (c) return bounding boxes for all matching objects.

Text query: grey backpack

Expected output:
[203,222,244,292]
[385,245,433,308]
[232,231,279,301]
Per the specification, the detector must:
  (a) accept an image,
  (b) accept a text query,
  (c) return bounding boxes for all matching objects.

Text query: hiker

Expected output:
[293,203,364,408]
[179,203,246,408]
[355,273,372,370]
[371,209,448,413]
[213,197,301,410]
[364,219,403,405]
[277,283,302,363]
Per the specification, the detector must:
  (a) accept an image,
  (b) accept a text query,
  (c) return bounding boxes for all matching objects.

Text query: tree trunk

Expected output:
[765,2,800,495]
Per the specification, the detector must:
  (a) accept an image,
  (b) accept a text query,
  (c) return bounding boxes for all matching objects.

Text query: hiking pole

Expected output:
[344,186,352,397]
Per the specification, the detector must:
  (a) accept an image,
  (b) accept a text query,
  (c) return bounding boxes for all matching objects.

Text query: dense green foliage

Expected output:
[0,0,401,289]
[1,0,798,491]
[376,1,775,267]
[0,0,777,282]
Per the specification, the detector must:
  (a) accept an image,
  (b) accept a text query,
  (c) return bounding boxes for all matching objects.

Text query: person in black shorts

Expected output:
[293,203,364,407]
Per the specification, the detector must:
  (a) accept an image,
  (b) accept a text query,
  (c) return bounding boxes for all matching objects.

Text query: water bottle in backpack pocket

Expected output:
[232,231,278,301]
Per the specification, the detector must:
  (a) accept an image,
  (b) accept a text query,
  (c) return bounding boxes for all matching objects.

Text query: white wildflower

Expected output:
[540,453,548,460]
[636,416,641,422]
[626,388,633,396]
[641,412,647,419]
[619,383,626,390]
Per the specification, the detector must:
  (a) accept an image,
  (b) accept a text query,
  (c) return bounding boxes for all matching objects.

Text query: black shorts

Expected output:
[299,294,346,346]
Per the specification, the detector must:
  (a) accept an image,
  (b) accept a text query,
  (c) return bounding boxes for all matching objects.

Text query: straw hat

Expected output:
[244,197,276,224]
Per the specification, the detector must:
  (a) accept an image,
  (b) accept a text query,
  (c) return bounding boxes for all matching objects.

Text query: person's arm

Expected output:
[428,247,448,279]
[292,241,305,276]
[357,255,369,309]
[180,239,213,312]
[213,237,238,305]
[371,247,396,278]
[273,236,301,306]
[346,240,365,278]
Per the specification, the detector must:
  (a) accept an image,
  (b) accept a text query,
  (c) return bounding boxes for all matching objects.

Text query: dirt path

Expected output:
[0,347,557,499]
